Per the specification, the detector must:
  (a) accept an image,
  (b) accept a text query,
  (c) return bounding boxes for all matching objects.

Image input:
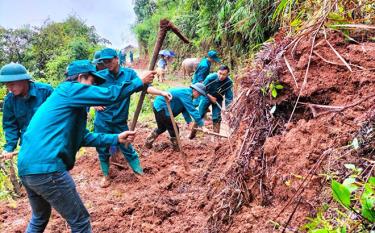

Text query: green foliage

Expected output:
[332,180,351,208]
[260,81,284,98]
[303,164,374,232]
[133,0,278,69]
[0,16,106,86]
[273,0,375,32]
[360,177,375,222]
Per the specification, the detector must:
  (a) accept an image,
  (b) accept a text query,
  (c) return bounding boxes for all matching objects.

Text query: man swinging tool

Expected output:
[191,65,233,138]
[144,83,206,150]
[17,60,154,232]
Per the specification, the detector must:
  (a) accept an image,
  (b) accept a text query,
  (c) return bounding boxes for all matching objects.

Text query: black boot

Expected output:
[188,122,198,139]
[145,130,159,149]
[170,137,180,151]
[213,122,221,133]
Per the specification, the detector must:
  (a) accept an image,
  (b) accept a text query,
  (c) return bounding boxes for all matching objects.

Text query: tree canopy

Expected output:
[0,16,108,86]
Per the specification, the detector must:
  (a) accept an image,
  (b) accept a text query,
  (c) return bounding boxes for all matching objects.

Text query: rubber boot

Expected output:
[213,122,221,134]
[145,130,159,149]
[128,157,143,175]
[170,137,180,151]
[189,122,198,139]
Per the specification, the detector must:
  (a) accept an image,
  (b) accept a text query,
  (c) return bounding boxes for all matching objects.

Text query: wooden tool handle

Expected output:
[165,98,190,171]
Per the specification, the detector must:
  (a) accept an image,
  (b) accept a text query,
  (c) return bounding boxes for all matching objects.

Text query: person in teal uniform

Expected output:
[118,49,126,66]
[17,60,155,233]
[144,83,206,150]
[0,63,53,156]
[92,50,106,71]
[198,65,233,133]
[95,48,172,188]
[192,50,221,106]
[129,50,134,64]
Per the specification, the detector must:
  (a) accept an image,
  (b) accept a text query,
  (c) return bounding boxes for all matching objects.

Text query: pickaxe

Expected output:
[126,19,190,148]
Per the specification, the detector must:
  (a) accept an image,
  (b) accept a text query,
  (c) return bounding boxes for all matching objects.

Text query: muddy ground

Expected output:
[0,32,374,233]
[0,125,232,233]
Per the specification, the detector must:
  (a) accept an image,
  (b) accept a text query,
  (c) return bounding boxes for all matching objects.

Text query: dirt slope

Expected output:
[0,127,231,232]
[218,32,375,232]
[0,32,374,233]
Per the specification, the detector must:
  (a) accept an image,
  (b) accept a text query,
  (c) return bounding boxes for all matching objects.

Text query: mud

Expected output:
[0,32,374,233]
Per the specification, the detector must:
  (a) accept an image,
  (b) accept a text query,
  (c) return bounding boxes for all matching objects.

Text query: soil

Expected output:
[0,32,374,233]
[226,32,375,232]
[0,127,230,233]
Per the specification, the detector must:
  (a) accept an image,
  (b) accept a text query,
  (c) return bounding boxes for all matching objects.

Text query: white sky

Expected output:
[0,0,137,49]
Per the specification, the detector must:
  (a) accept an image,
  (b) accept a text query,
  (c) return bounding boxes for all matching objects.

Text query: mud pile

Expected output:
[0,31,374,233]
[210,30,375,232]
[0,128,230,233]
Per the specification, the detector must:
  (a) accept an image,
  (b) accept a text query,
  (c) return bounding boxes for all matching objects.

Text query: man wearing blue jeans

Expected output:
[16,60,155,232]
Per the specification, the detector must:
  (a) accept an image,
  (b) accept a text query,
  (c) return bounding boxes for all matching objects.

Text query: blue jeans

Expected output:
[21,171,91,233]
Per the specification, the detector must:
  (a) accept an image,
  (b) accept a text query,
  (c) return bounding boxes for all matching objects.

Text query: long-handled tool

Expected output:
[126,19,190,148]
[165,98,190,172]
[193,128,228,138]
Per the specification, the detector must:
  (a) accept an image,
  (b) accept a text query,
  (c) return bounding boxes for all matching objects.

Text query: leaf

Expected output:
[344,164,355,170]
[343,177,358,193]
[332,180,351,208]
[339,226,347,233]
[290,18,302,28]
[360,181,375,222]
[275,84,284,90]
[351,138,359,149]
[311,229,329,233]
[368,177,375,185]
[271,88,277,98]
[361,198,375,222]
[270,105,277,114]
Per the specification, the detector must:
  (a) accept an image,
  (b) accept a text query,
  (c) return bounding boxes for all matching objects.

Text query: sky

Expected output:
[0,0,137,49]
